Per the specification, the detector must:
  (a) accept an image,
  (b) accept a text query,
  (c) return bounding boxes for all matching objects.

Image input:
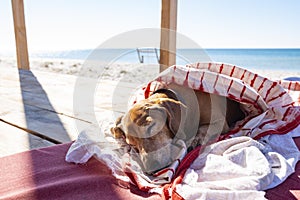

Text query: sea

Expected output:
[33,48,300,71]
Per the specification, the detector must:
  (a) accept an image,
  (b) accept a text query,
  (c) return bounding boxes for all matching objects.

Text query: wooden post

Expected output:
[159,0,177,72]
[12,0,30,70]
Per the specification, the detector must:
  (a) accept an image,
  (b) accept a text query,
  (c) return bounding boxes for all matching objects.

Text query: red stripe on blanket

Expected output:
[258,78,268,92]
[267,91,286,103]
[219,64,224,73]
[282,102,295,108]
[258,119,277,129]
[254,109,300,140]
[229,66,236,77]
[183,70,190,87]
[172,75,175,82]
[250,74,258,87]
[282,107,292,120]
[295,82,300,91]
[219,114,265,140]
[213,74,220,94]
[265,82,278,100]
[240,69,246,80]
[124,170,153,192]
[162,146,204,200]
[227,92,263,113]
[198,72,205,91]
[153,167,175,177]
[288,81,292,91]
[278,80,282,84]
[240,85,246,99]
[174,146,203,178]
[144,82,152,99]
[227,79,234,93]
[162,176,184,200]
[254,94,260,104]
[208,63,212,70]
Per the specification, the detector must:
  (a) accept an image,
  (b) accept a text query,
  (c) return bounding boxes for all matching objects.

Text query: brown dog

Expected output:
[111,83,245,173]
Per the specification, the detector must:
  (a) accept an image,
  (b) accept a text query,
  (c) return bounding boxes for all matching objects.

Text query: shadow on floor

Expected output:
[18,69,71,147]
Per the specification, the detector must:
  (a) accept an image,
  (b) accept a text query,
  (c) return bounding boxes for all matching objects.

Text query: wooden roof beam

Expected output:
[12,0,30,70]
[159,0,177,72]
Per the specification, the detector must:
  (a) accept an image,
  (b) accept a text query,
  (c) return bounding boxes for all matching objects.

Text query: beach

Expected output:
[1,57,299,83]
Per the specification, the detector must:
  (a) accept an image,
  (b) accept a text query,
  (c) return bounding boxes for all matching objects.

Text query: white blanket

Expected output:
[66,124,300,199]
[175,126,300,200]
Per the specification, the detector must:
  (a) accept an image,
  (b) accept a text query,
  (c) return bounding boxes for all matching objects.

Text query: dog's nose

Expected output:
[125,135,138,147]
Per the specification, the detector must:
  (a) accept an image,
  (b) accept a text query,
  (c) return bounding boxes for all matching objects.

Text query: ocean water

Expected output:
[33,48,300,71]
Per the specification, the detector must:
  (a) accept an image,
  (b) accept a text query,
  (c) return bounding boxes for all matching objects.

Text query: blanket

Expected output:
[66,62,300,199]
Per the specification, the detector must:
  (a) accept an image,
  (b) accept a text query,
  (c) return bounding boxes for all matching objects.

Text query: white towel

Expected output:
[174,126,300,200]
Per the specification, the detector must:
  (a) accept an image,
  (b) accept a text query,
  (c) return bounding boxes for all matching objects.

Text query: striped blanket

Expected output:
[66,62,300,199]
[132,63,300,140]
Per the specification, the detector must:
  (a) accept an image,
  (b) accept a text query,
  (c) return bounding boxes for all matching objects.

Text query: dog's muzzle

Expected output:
[134,139,186,174]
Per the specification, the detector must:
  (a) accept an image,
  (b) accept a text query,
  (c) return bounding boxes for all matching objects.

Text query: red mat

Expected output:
[0,138,299,200]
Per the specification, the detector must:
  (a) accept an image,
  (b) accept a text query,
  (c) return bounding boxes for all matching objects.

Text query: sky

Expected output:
[0,0,299,54]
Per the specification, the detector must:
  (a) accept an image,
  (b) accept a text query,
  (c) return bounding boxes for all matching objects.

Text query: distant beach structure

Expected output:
[136,48,160,64]
[29,48,300,71]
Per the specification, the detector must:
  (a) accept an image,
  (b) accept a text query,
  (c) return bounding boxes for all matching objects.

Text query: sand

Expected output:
[1,57,300,84]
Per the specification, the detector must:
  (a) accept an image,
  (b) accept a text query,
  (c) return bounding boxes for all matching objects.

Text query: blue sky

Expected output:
[0,0,299,53]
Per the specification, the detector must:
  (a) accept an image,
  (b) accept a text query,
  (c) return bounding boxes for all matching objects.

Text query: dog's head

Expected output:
[111,92,187,173]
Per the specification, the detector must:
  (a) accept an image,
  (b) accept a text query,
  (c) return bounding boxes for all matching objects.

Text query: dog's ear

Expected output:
[110,116,125,139]
[159,99,187,138]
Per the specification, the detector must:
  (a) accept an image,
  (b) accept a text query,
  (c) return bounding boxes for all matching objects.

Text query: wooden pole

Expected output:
[12,0,30,70]
[159,0,177,72]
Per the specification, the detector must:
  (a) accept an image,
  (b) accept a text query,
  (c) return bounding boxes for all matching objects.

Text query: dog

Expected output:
[111,83,245,173]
